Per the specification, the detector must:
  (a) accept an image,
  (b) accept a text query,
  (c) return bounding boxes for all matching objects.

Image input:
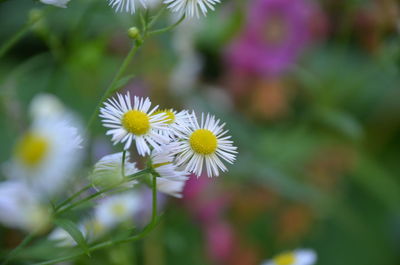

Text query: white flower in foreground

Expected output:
[0,181,50,232]
[100,93,169,155]
[151,143,189,198]
[95,192,140,229]
[109,0,148,14]
[174,113,237,177]
[5,118,83,197]
[164,0,220,18]
[261,249,317,265]
[90,152,138,189]
[153,109,191,139]
[40,0,70,8]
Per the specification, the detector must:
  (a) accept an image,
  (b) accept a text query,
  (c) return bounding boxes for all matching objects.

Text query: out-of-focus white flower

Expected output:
[170,17,203,95]
[164,0,221,18]
[108,0,148,14]
[100,93,169,156]
[29,93,66,120]
[40,0,70,8]
[151,142,189,198]
[0,181,50,232]
[95,192,140,229]
[173,113,237,177]
[90,152,138,189]
[5,117,83,197]
[261,249,317,265]
[152,109,191,139]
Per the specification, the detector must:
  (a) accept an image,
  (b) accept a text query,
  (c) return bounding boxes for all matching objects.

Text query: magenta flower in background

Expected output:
[228,0,315,76]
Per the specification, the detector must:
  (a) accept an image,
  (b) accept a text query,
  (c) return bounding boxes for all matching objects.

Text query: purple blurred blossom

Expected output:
[228,0,315,76]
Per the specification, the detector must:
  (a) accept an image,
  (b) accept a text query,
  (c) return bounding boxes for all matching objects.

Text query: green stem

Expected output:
[121,150,127,178]
[54,184,92,211]
[151,173,157,223]
[2,234,34,265]
[0,23,32,59]
[31,172,159,265]
[55,169,151,215]
[0,7,50,59]
[148,14,185,36]
[86,42,141,132]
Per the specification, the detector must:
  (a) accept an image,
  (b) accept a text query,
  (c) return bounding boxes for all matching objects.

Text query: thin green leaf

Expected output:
[53,219,90,257]
[111,74,135,93]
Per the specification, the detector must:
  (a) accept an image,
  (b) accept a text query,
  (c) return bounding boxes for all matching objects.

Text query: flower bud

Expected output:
[128,27,140,40]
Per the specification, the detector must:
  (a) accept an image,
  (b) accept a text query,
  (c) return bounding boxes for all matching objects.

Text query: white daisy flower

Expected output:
[173,113,237,177]
[95,192,140,229]
[40,0,70,8]
[0,181,51,232]
[5,117,83,197]
[151,142,189,198]
[90,152,139,189]
[261,249,317,265]
[163,0,221,18]
[100,93,169,156]
[109,0,148,14]
[152,109,191,140]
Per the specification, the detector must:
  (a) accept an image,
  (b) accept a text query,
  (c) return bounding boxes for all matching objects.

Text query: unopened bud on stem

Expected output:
[128,27,140,40]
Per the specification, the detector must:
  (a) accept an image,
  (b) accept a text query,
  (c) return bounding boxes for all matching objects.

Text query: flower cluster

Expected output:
[99,92,237,179]
[0,94,83,232]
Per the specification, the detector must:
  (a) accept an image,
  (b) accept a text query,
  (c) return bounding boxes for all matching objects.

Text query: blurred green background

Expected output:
[1,0,400,264]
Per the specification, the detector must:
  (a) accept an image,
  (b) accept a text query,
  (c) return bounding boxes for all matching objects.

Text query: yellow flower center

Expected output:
[122,110,150,135]
[15,133,49,167]
[111,203,127,217]
[273,252,296,265]
[189,129,217,155]
[153,109,175,124]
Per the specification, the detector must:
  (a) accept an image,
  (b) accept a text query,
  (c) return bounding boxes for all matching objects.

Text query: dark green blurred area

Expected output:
[1,0,400,264]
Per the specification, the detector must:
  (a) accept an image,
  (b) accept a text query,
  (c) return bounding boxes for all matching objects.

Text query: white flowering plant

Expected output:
[0,1,240,263]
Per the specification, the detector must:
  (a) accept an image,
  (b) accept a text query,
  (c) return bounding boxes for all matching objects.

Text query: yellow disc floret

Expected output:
[273,252,296,265]
[189,129,217,155]
[15,133,49,167]
[153,109,175,124]
[111,203,127,217]
[122,110,150,135]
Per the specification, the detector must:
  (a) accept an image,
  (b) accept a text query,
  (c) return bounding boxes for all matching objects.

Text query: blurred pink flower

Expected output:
[205,221,235,263]
[228,0,316,76]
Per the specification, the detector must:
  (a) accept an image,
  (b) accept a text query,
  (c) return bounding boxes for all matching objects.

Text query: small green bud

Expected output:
[89,169,123,190]
[29,9,44,24]
[128,27,140,40]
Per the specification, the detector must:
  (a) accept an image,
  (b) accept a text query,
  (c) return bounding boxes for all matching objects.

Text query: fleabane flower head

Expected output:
[100,93,169,156]
[174,113,237,177]
[0,181,51,233]
[109,0,148,14]
[261,249,317,265]
[5,108,83,197]
[40,0,70,8]
[152,109,191,140]
[95,192,140,229]
[90,152,138,189]
[151,142,189,198]
[164,0,221,18]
